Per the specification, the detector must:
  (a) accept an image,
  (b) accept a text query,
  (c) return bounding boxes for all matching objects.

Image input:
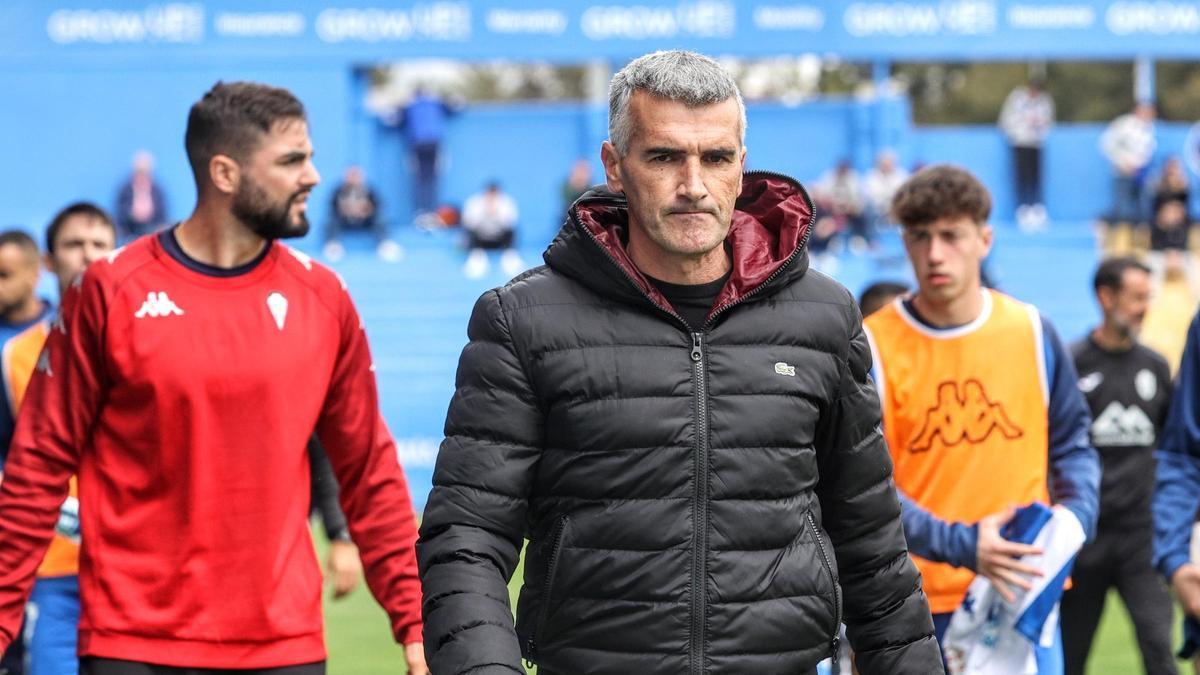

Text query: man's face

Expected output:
[47,215,116,291]
[0,244,39,318]
[1100,268,1152,339]
[601,92,745,262]
[231,118,320,240]
[902,216,992,305]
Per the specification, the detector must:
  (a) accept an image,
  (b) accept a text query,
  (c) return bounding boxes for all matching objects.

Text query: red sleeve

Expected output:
[0,271,108,647]
[316,287,422,645]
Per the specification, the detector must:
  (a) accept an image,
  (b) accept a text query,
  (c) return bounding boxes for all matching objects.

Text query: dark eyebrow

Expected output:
[278,150,311,164]
[643,147,682,157]
[704,148,738,159]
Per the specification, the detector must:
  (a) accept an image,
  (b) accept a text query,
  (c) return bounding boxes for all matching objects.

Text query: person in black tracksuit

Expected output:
[1063,257,1176,675]
[416,50,941,675]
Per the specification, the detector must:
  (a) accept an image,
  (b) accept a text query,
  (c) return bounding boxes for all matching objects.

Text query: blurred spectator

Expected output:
[323,166,402,263]
[815,159,872,252]
[858,280,909,318]
[462,181,522,279]
[1101,102,1157,229]
[114,150,168,242]
[999,76,1054,230]
[397,86,458,224]
[561,159,592,215]
[1146,156,1197,295]
[863,150,910,231]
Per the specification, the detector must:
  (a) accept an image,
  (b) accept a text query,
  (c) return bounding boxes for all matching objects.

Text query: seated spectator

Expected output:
[115,150,168,242]
[1147,156,1197,294]
[815,159,872,252]
[863,150,909,231]
[323,166,402,263]
[462,180,522,279]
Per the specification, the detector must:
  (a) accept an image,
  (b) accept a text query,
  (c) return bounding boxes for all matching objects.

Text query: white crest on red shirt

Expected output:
[267,292,288,330]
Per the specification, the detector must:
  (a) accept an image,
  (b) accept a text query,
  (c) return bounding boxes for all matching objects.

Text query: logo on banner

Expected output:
[1006,4,1096,30]
[486,9,568,35]
[47,4,204,44]
[316,4,471,43]
[844,0,996,37]
[753,5,826,31]
[581,1,735,40]
[1107,1,1200,35]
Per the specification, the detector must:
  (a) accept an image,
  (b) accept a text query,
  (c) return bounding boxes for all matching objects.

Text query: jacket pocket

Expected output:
[805,510,842,660]
[525,515,570,663]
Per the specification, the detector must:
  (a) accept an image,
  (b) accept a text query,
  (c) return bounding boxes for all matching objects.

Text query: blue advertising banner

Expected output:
[3,0,1200,69]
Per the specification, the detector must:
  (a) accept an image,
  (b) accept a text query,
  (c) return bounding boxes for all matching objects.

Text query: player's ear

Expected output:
[601,141,625,195]
[979,223,994,257]
[209,154,241,196]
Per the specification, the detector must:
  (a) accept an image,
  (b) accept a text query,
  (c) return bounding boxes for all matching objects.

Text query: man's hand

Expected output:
[404,641,428,675]
[1172,562,1200,618]
[975,506,1043,603]
[325,539,363,600]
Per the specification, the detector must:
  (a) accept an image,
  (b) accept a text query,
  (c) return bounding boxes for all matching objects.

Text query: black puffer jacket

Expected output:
[419,173,942,674]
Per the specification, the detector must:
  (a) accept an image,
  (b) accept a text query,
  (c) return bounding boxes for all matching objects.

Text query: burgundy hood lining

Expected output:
[573,174,812,324]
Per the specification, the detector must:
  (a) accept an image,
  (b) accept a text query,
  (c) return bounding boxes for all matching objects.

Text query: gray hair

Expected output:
[608,50,746,155]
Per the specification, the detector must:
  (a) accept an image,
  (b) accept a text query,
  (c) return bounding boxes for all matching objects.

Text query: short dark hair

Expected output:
[1093,256,1150,295]
[45,202,115,254]
[0,229,40,264]
[858,281,909,317]
[892,165,992,228]
[184,81,307,190]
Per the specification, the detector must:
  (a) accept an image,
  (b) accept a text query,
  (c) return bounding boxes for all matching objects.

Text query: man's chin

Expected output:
[275,220,310,240]
[257,217,310,241]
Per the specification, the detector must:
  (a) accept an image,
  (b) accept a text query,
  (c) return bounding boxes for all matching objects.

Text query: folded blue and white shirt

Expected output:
[942,503,1085,675]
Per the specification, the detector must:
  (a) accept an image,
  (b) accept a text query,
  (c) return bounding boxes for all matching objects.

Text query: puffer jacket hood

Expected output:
[544,172,814,326]
[419,170,942,675]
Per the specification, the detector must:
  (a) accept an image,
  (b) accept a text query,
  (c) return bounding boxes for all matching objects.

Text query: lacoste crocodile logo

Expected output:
[909,379,1023,453]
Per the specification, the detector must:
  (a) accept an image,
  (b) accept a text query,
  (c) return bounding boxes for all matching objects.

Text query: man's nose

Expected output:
[303,160,321,188]
[677,157,707,203]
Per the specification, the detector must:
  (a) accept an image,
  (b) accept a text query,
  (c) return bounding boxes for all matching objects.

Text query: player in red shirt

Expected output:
[0,82,427,674]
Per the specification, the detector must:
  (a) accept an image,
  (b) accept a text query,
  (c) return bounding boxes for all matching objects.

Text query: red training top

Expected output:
[0,231,421,668]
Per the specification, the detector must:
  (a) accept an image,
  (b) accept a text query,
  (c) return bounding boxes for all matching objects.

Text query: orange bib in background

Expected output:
[5,319,79,578]
[864,290,1050,614]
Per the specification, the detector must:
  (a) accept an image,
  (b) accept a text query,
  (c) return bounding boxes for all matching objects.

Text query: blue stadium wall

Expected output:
[4,68,1196,246]
[2,64,1196,511]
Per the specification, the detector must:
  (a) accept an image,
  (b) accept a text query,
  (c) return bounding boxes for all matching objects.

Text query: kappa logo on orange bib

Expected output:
[909,379,1024,453]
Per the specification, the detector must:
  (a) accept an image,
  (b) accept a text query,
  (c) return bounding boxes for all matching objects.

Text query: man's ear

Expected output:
[600,141,624,195]
[209,155,241,196]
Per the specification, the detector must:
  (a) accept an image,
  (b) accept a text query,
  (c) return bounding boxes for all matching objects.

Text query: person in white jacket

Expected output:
[999,78,1054,230]
[1100,103,1157,228]
[462,180,523,278]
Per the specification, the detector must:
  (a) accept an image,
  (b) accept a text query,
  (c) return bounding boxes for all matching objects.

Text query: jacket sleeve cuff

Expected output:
[1161,552,1191,582]
[947,522,979,571]
[397,620,423,646]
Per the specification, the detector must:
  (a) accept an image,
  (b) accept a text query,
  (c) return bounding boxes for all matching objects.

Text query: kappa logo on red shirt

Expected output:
[134,291,185,319]
[909,379,1024,453]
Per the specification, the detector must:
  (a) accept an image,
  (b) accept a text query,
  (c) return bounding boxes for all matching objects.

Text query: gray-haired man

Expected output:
[418,50,942,674]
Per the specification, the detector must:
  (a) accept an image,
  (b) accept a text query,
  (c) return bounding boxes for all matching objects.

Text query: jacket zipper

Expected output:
[525,515,570,666]
[806,511,842,667]
[689,331,709,675]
